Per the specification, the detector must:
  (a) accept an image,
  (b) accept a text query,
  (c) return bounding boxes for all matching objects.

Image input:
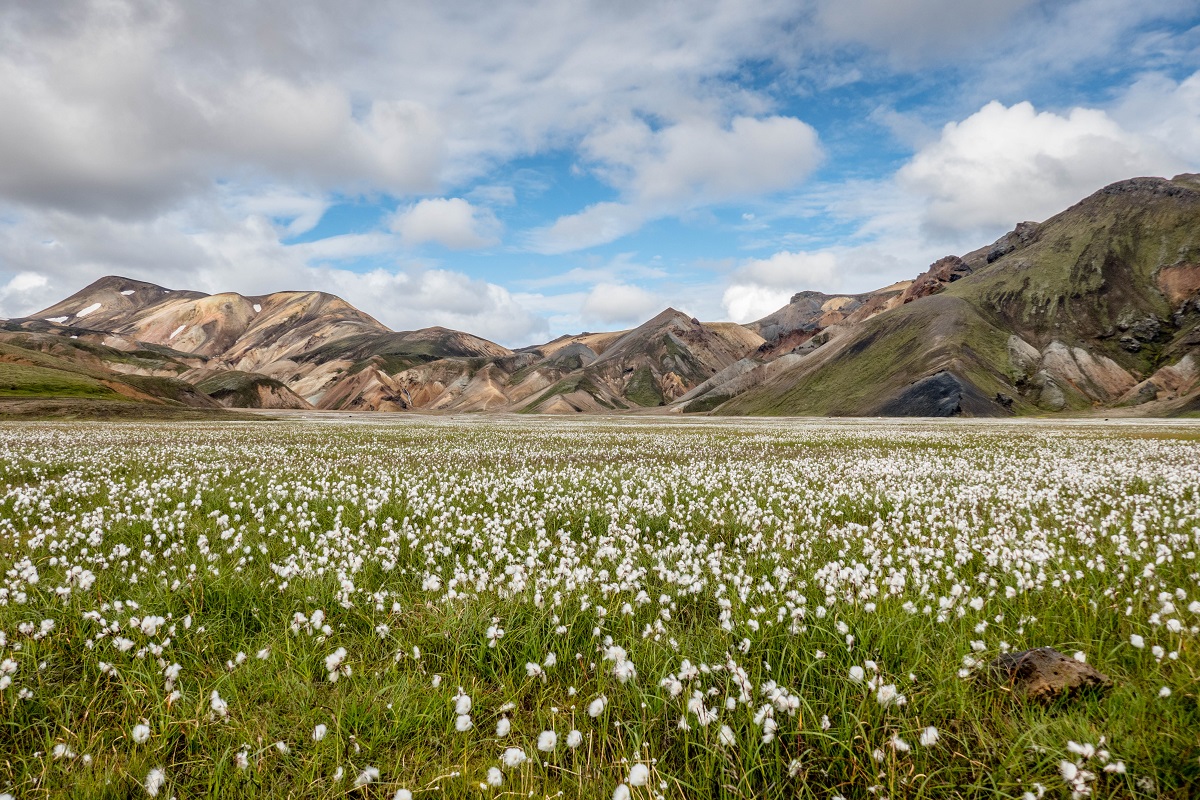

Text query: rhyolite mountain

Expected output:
[4,174,1199,416]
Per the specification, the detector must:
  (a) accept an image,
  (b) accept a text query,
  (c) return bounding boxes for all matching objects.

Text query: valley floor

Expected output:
[0,418,1197,798]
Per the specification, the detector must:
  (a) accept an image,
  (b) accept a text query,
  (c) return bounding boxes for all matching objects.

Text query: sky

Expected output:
[0,0,1198,347]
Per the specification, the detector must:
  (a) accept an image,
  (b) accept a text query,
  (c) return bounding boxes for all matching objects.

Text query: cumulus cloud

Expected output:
[391,198,501,250]
[529,115,822,253]
[897,100,1183,238]
[580,283,662,326]
[815,0,1036,63]
[1111,70,1200,167]
[721,251,840,322]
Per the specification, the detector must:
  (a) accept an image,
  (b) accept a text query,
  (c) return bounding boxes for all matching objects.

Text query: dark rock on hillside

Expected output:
[876,371,971,417]
[986,221,1040,264]
[989,647,1111,701]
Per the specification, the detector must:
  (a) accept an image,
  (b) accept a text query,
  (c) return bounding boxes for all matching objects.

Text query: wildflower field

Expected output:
[0,417,1198,799]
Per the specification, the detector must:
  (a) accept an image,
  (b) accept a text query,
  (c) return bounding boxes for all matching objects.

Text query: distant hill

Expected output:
[707,175,1200,416]
[7,174,1199,417]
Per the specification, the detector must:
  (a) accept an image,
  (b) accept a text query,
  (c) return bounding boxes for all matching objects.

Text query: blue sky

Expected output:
[0,0,1198,346]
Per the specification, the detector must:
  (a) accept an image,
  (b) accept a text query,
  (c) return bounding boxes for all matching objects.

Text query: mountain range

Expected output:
[3,174,1199,418]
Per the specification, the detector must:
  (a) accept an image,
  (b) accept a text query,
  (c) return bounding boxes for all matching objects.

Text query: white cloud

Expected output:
[0,272,51,319]
[391,198,501,250]
[721,251,840,322]
[816,0,1036,64]
[530,115,822,253]
[897,100,1183,238]
[527,202,647,255]
[1111,70,1200,167]
[581,283,661,326]
[0,0,811,218]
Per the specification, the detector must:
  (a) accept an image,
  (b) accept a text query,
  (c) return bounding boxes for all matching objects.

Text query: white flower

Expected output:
[526,662,545,680]
[1060,761,1078,781]
[566,729,583,749]
[355,766,380,787]
[455,694,472,715]
[496,717,511,737]
[455,714,473,732]
[718,725,736,746]
[848,665,865,683]
[1130,634,1145,649]
[613,659,637,683]
[1159,686,1172,698]
[487,767,503,786]
[235,750,249,770]
[274,741,289,755]
[890,733,910,753]
[588,695,607,718]
[500,747,527,768]
[144,767,166,797]
[613,784,631,800]
[875,684,905,707]
[628,763,650,786]
[313,724,327,742]
[537,730,557,752]
[210,690,228,718]
[919,726,940,747]
[395,791,413,800]
[132,724,151,744]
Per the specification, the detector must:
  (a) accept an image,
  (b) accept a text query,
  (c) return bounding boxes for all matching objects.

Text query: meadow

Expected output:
[0,417,1197,799]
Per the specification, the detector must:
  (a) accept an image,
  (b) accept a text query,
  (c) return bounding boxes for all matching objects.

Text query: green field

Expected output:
[0,418,1197,799]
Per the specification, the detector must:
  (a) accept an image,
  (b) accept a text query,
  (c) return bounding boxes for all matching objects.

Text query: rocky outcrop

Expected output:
[899,256,972,304]
[989,647,1111,701]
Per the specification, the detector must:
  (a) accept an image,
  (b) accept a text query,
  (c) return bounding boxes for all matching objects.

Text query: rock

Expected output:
[900,256,972,303]
[1031,370,1066,411]
[877,371,965,417]
[989,647,1111,701]
[986,221,1040,263]
[1006,334,1041,380]
[995,393,1014,408]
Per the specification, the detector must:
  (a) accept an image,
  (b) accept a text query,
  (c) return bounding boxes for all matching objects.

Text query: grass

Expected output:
[0,419,1197,799]
[0,362,124,400]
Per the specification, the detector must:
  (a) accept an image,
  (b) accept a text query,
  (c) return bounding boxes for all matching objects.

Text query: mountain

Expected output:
[8,278,764,413]
[7,174,1200,418]
[704,175,1200,416]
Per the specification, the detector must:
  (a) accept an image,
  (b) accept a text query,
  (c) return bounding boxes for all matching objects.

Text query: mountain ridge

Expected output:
[6,174,1200,417]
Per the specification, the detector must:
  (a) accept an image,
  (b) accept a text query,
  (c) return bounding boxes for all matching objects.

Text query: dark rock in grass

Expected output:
[989,647,1111,701]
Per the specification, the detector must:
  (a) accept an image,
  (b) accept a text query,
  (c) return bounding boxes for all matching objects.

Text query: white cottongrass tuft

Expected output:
[487,767,503,786]
[355,766,380,787]
[496,716,511,737]
[566,729,583,749]
[919,726,940,747]
[1130,634,1145,649]
[588,695,607,717]
[500,747,527,768]
[628,763,650,786]
[313,723,327,741]
[848,665,865,683]
[144,767,166,797]
[132,724,150,744]
[537,730,557,752]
